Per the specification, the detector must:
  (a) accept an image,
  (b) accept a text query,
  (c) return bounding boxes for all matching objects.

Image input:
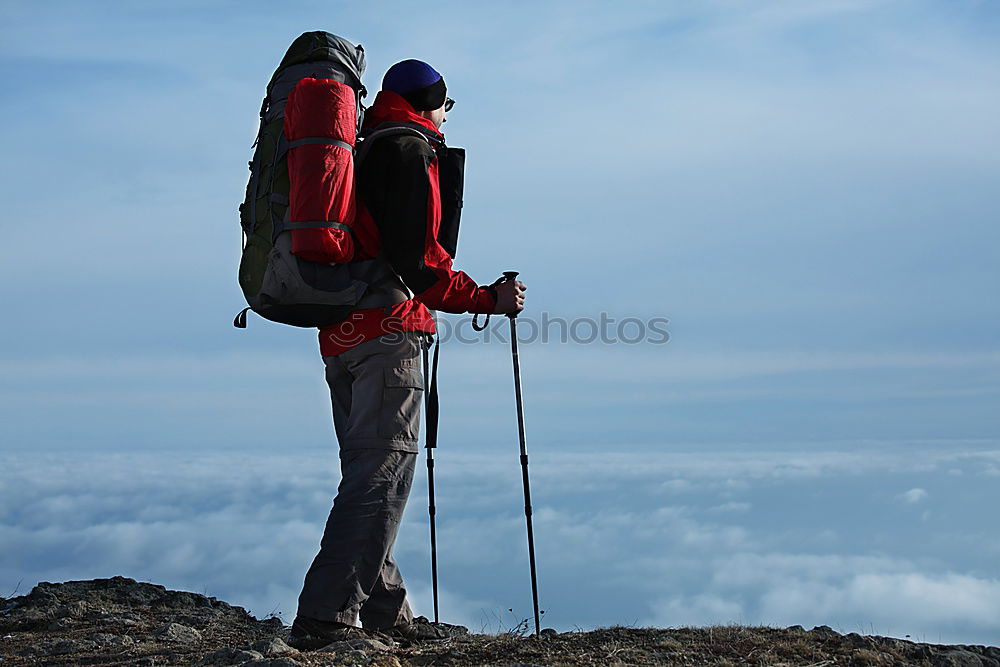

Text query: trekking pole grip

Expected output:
[502,271,520,319]
[473,271,521,330]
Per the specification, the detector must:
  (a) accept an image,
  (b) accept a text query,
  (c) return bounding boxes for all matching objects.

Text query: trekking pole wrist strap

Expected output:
[471,275,506,331]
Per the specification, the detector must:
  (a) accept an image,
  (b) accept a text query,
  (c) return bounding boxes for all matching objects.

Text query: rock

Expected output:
[154,621,202,643]
[435,619,469,637]
[844,632,874,649]
[87,609,142,626]
[46,617,74,631]
[871,635,905,651]
[539,627,558,638]
[251,637,299,656]
[176,607,226,627]
[53,600,89,618]
[242,659,300,667]
[810,625,840,637]
[92,632,136,649]
[25,584,61,606]
[12,605,58,630]
[318,637,392,653]
[20,578,250,620]
[786,624,806,633]
[931,649,985,667]
[19,638,97,657]
[198,647,265,665]
[258,616,286,631]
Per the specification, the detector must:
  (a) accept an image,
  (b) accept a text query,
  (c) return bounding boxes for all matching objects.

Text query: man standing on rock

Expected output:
[288,59,526,650]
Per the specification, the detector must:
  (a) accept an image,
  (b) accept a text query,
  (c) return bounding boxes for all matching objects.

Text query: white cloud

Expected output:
[898,488,928,504]
[648,552,1000,640]
[755,568,1000,636]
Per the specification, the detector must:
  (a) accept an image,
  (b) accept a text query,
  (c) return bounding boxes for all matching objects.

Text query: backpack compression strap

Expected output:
[280,134,356,233]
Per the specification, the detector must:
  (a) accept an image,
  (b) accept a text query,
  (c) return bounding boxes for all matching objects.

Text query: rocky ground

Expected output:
[1,578,998,666]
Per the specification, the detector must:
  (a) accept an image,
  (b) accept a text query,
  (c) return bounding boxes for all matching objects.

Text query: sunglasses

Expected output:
[444,97,455,112]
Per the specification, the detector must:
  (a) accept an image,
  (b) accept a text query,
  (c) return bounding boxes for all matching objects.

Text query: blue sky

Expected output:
[1,0,999,647]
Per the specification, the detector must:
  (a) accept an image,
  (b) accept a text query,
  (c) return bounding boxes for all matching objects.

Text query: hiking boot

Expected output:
[388,616,467,641]
[287,615,366,651]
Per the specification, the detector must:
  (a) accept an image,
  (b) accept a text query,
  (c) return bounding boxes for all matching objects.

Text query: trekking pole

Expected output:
[500,271,542,637]
[421,332,441,624]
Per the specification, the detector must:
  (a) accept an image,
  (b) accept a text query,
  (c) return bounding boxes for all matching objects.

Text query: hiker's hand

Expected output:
[494,280,526,314]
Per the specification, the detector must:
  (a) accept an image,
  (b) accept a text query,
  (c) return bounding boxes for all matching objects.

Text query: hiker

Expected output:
[288,59,526,649]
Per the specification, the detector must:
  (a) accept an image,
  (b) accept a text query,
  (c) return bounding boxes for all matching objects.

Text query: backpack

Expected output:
[235,31,408,329]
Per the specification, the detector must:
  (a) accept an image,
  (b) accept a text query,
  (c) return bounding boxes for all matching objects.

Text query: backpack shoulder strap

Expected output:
[355,124,437,164]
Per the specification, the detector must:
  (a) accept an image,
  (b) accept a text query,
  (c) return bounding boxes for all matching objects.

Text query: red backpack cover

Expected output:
[284,78,359,264]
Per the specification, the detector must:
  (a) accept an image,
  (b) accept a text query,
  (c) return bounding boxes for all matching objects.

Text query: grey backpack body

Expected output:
[235,31,408,329]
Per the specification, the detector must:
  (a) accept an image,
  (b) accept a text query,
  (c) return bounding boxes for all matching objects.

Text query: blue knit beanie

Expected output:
[382,59,447,111]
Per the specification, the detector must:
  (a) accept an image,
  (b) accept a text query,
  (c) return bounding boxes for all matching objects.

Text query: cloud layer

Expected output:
[3,442,998,644]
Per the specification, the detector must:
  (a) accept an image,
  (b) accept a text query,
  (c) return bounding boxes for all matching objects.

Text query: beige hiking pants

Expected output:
[296,332,427,629]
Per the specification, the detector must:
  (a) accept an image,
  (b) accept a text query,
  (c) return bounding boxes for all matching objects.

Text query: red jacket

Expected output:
[318,91,496,356]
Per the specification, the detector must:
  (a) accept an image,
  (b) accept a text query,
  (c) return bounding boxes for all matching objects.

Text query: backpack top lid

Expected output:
[267,31,366,97]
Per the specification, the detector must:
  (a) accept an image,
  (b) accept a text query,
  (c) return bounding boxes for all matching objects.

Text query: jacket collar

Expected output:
[363,90,444,140]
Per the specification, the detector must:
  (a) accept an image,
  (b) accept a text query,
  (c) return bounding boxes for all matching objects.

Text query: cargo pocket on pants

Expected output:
[378,364,423,442]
